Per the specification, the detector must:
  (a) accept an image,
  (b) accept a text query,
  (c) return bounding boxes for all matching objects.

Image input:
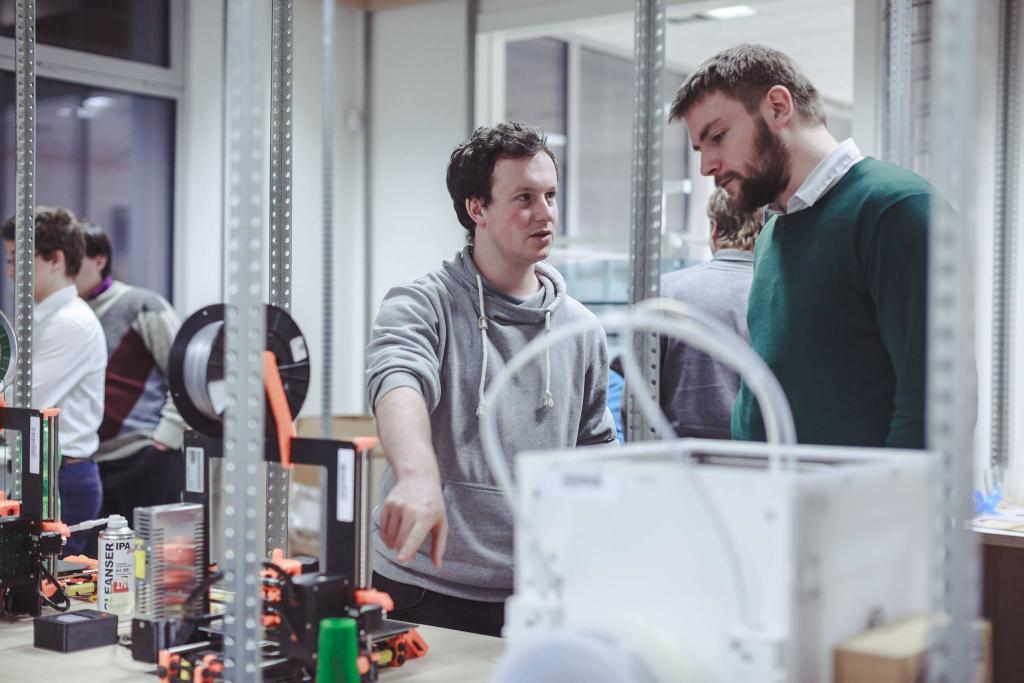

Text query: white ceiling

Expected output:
[558,0,854,105]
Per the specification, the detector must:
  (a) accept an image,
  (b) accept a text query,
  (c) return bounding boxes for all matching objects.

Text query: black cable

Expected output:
[37,561,70,612]
[184,570,224,620]
[174,569,225,648]
[261,561,301,640]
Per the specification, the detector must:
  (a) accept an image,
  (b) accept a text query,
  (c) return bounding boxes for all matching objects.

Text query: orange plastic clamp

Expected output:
[157,651,177,683]
[40,407,62,418]
[40,576,59,598]
[355,588,394,612]
[41,520,70,538]
[0,492,20,517]
[204,654,223,672]
[352,436,378,453]
[262,351,295,468]
[406,628,429,657]
[266,548,303,576]
[386,628,429,667]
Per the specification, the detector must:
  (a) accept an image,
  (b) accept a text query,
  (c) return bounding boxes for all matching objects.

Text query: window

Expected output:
[0,76,176,300]
[0,0,171,67]
[503,37,699,308]
[505,38,568,232]
[0,0,181,308]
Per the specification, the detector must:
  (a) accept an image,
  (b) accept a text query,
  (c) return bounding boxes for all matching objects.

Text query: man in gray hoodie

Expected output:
[365,122,616,636]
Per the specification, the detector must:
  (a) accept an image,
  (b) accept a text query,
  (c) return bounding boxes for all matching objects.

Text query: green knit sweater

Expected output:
[731,157,930,448]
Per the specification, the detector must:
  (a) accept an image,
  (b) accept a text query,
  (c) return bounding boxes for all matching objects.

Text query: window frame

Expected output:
[0,0,185,302]
[479,28,700,259]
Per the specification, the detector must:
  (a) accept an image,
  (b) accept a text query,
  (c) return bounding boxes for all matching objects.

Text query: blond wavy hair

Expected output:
[707,188,764,251]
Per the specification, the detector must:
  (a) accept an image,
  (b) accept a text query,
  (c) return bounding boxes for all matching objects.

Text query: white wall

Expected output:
[851,0,882,156]
[972,1,1000,480]
[290,0,367,416]
[369,0,469,315]
[179,0,367,416]
[176,0,224,314]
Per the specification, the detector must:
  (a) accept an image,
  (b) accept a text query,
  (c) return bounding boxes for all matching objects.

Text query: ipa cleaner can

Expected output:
[98,515,135,615]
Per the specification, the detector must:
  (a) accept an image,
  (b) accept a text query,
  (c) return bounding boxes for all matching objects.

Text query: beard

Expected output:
[723,116,791,213]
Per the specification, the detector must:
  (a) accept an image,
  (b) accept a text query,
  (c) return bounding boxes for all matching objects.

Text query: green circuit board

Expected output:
[0,312,14,391]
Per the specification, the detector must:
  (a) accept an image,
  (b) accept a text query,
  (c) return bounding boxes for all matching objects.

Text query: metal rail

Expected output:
[926,1,981,681]
[990,0,1020,480]
[266,0,295,557]
[626,0,665,442]
[321,0,335,438]
[11,0,35,498]
[222,0,269,679]
[884,0,914,167]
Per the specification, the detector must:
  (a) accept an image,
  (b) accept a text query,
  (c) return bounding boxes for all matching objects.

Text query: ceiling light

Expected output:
[82,95,114,110]
[702,4,757,20]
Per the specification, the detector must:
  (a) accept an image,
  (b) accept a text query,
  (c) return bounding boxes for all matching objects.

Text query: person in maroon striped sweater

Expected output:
[73,221,186,525]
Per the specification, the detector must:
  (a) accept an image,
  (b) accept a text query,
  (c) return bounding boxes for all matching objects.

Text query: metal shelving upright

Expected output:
[11,0,35,499]
[626,0,665,443]
[221,0,270,679]
[266,0,295,558]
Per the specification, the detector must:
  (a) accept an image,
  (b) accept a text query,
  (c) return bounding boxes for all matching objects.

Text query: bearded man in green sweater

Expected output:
[669,44,929,449]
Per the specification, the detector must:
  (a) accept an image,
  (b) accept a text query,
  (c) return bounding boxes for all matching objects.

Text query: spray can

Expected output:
[98,515,135,615]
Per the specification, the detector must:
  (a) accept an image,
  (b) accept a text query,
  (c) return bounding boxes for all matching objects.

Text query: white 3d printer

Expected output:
[481,302,935,683]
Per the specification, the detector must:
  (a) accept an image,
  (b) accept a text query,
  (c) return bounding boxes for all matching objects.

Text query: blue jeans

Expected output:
[58,460,102,557]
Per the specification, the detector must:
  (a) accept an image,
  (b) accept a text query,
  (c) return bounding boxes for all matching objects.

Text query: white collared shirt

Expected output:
[769,138,864,216]
[32,284,107,458]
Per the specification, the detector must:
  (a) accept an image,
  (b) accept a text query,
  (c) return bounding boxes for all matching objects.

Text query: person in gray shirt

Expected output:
[365,122,616,636]
[660,188,764,438]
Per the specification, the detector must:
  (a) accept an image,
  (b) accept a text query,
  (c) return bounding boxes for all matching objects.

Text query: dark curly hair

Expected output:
[80,219,113,278]
[669,44,826,127]
[446,122,558,242]
[1,206,85,277]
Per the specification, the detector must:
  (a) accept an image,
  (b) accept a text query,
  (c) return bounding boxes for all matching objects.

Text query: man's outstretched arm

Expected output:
[375,386,449,568]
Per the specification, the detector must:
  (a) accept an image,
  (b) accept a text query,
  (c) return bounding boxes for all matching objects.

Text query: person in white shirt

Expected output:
[2,207,107,556]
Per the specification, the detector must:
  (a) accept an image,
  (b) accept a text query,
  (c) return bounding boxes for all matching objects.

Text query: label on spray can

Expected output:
[98,518,135,616]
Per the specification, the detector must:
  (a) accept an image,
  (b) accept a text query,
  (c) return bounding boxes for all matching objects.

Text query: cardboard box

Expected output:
[834,615,991,683]
[293,414,385,486]
[289,415,386,556]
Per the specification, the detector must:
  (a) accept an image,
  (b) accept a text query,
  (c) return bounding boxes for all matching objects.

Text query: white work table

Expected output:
[0,611,503,683]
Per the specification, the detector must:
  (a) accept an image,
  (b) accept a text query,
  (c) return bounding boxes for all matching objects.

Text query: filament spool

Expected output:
[168,303,310,438]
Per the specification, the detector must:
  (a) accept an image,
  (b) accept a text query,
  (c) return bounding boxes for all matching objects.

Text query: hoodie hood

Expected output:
[443,246,564,415]
[442,246,566,323]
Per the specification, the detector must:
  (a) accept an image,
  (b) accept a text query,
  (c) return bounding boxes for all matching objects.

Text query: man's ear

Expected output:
[96,253,108,274]
[710,219,719,243]
[762,85,795,131]
[44,249,66,273]
[466,197,486,228]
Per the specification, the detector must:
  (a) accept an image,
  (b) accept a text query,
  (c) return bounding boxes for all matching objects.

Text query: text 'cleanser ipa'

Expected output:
[98,515,135,615]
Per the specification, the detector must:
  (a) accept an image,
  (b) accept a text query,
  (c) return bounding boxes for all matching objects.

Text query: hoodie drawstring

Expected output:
[476,273,489,417]
[542,310,554,408]
[474,272,555,416]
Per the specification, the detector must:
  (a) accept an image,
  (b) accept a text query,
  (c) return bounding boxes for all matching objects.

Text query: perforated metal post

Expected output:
[884,0,914,167]
[266,0,294,557]
[222,0,269,679]
[11,0,35,499]
[926,2,981,681]
[320,0,335,439]
[626,0,665,442]
[990,0,1020,479]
